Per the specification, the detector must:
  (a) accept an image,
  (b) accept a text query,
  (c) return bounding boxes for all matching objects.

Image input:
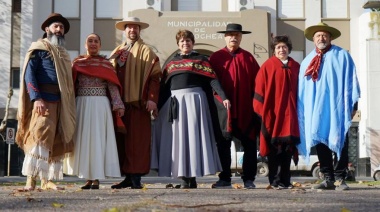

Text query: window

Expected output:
[12,0,21,12]
[11,68,20,89]
[54,0,79,18]
[178,0,201,11]
[278,0,304,18]
[322,0,348,18]
[96,0,122,18]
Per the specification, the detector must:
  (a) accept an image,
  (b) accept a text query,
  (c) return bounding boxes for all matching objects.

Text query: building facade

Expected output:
[0,0,379,177]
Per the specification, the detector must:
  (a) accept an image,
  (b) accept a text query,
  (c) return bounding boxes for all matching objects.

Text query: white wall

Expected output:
[202,0,221,11]
[124,0,146,17]
[254,0,276,37]
[0,0,12,108]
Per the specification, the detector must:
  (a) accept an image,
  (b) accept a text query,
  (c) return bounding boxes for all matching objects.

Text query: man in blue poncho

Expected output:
[297,22,360,190]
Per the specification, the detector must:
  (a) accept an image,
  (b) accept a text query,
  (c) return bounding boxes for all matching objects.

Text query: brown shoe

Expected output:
[91,180,99,189]
[81,180,92,190]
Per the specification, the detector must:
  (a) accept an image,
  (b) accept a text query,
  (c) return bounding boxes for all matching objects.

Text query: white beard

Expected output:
[48,34,66,47]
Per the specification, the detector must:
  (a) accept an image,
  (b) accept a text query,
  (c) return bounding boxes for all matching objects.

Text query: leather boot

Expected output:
[111,175,132,189]
[131,174,143,189]
[189,177,197,189]
[181,177,190,189]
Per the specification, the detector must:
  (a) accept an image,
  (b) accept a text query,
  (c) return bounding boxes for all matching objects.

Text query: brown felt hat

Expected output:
[41,13,70,34]
[304,22,341,41]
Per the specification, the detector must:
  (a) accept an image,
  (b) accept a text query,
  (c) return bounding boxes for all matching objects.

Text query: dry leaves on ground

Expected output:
[232,183,243,189]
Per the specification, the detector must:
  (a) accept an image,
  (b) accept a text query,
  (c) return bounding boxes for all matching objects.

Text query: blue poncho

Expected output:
[297,45,360,159]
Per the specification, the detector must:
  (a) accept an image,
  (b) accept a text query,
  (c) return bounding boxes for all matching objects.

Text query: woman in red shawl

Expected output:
[64,34,125,189]
[253,35,300,189]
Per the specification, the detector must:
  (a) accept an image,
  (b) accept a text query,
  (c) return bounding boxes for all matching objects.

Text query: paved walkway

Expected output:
[1,176,379,211]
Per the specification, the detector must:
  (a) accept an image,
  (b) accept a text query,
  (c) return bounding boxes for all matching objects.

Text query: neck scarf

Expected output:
[304,45,332,81]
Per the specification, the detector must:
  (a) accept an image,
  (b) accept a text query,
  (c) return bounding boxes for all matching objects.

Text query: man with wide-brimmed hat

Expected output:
[16,13,76,191]
[109,17,161,189]
[209,23,260,189]
[297,22,360,190]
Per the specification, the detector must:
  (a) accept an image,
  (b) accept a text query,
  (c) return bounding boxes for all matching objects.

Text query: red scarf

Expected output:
[304,45,332,81]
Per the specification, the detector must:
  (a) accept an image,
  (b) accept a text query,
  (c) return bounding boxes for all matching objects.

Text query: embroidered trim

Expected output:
[166,60,213,74]
[77,87,107,96]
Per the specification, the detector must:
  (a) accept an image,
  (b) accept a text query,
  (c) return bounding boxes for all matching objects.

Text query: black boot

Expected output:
[131,174,143,189]
[181,177,190,189]
[111,175,132,189]
[189,177,197,189]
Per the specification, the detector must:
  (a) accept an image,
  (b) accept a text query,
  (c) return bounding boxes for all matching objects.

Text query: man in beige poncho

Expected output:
[16,13,76,191]
[109,17,161,189]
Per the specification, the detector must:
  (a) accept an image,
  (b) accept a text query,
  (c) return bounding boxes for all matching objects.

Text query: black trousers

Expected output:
[267,146,292,187]
[217,122,257,182]
[316,135,349,181]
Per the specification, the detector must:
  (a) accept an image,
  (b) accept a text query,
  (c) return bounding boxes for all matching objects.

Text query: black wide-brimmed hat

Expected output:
[41,13,70,34]
[217,23,251,34]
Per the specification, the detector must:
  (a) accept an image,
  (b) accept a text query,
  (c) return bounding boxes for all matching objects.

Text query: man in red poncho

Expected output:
[209,23,260,189]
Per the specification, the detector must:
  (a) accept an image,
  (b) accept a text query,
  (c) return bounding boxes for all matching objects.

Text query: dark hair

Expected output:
[175,29,195,45]
[271,35,292,54]
[86,33,101,45]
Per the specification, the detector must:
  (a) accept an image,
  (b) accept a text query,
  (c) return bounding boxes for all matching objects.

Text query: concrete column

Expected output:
[304,0,321,53]
[80,0,95,54]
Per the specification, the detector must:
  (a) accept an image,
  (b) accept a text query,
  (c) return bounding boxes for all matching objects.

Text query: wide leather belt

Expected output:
[38,84,60,95]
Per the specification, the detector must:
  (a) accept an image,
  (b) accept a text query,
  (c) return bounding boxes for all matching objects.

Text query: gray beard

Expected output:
[48,33,66,47]
[316,42,328,50]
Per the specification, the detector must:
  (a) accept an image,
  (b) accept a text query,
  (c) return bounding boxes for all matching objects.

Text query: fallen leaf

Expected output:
[266,185,273,190]
[341,207,351,212]
[291,188,306,194]
[26,197,42,202]
[104,207,119,212]
[232,183,243,189]
[95,196,104,200]
[166,183,174,188]
[292,182,302,187]
[52,202,64,208]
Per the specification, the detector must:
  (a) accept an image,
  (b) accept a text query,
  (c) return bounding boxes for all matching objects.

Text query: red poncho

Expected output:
[253,56,300,156]
[210,47,260,140]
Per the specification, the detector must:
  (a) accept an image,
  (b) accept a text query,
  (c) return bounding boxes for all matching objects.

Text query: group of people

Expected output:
[15,12,360,192]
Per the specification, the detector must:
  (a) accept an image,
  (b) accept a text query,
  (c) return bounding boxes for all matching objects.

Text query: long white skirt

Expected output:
[151,87,222,178]
[64,96,121,179]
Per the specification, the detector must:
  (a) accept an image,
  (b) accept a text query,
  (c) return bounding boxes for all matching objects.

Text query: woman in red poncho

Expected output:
[253,35,300,189]
[64,34,125,189]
